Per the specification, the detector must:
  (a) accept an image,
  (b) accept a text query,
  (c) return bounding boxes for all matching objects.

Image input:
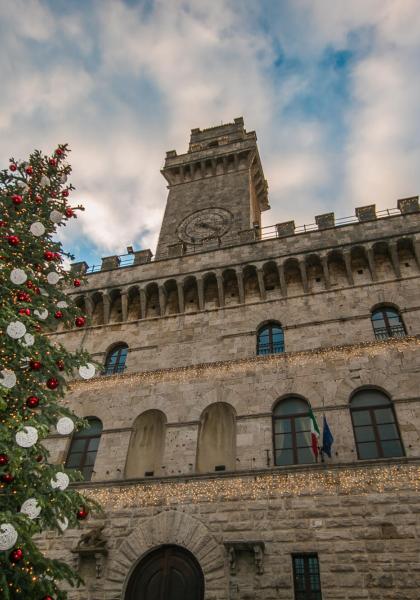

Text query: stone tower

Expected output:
[156,117,269,259]
[44,118,420,600]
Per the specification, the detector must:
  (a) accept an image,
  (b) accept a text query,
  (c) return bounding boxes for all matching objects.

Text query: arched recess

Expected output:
[127,286,141,320]
[305,254,324,291]
[372,241,394,280]
[145,283,160,318]
[108,511,224,600]
[184,276,199,313]
[91,292,104,326]
[196,402,236,473]
[125,410,166,478]
[203,273,219,309]
[125,544,204,600]
[243,265,259,301]
[397,237,418,277]
[350,246,371,284]
[164,279,179,315]
[327,250,347,287]
[109,289,122,322]
[283,258,303,295]
[262,261,280,295]
[223,269,240,305]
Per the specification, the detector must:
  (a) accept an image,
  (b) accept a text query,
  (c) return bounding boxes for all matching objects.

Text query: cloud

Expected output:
[0,0,420,265]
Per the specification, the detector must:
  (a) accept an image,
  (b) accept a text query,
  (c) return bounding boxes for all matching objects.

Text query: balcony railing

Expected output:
[257,342,285,355]
[373,325,406,340]
[101,364,127,376]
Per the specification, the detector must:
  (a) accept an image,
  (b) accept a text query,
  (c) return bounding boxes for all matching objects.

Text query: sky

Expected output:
[1,0,420,268]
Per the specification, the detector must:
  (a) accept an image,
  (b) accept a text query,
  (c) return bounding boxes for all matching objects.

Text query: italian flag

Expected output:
[308,408,320,459]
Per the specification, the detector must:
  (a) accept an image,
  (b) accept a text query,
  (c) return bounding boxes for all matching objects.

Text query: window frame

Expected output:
[292,553,322,600]
[272,398,314,466]
[256,322,284,355]
[103,343,128,375]
[350,390,405,460]
[65,417,102,481]
[370,306,406,340]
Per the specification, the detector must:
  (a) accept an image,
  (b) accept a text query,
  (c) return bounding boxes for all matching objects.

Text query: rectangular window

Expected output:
[292,554,322,600]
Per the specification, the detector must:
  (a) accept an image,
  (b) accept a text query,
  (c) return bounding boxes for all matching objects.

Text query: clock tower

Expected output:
[155,117,269,259]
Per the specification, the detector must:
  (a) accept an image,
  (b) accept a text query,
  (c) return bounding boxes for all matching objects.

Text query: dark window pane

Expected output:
[374,408,394,424]
[358,442,379,459]
[297,447,314,464]
[274,419,291,434]
[381,440,404,458]
[377,423,399,440]
[275,433,293,450]
[351,390,390,407]
[275,449,294,465]
[295,416,310,432]
[68,439,85,452]
[87,437,100,451]
[274,398,309,416]
[296,431,311,447]
[354,426,375,442]
[66,453,83,468]
[82,466,93,480]
[84,451,98,466]
[85,419,103,435]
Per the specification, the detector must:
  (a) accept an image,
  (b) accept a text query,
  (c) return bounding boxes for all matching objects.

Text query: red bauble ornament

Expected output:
[35,287,41,295]
[0,453,9,466]
[10,163,17,171]
[29,359,42,371]
[0,220,6,227]
[35,324,42,331]
[26,395,40,408]
[18,308,31,316]
[10,548,23,563]
[54,252,61,261]
[76,507,89,520]
[62,189,69,197]
[55,148,63,156]
[34,194,43,204]
[75,316,86,328]
[25,165,33,175]
[1,472,14,483]
[42,596,54,600]
[7,235,20,246]
[11,194,23,205]
[49,158,57,167]
[17,291,31,302]
[44,250,55,261]
[54,310,63,319]
[36,454,43,462]
[73,278,81,287]
[46,377,59,390]
[56,359,65,370]
[65,207,74,218]
[26,280,33,288]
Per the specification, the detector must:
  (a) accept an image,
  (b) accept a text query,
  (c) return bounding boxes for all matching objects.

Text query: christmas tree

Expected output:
[0,146,100,599]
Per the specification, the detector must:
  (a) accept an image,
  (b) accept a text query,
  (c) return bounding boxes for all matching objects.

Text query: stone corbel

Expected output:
[71,526,108,580]
[224,541,265,576]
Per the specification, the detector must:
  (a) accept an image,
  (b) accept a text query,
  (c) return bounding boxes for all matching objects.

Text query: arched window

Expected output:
[257,322,284,355]
[273,397,314,466]
[65,417,102,480]
[371,307,406,340]
[103,343,128,375]
[350,389,404,460]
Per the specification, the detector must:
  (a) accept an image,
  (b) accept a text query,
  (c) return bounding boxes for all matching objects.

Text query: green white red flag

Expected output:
[308,408,320,459]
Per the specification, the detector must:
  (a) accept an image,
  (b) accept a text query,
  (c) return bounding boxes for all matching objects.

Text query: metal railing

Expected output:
[373,325,406,340]
[83,207,403,274]
[256,342,285,355]
[101,364,127,376]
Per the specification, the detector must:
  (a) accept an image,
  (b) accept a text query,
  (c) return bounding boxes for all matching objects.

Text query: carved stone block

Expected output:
[276,220,295,237]
[356,204,376,222]
[70,261,88,275]
[101,255,120,271]
[315,212,335,230]
[398,196,419,214]
[133,249,153,265]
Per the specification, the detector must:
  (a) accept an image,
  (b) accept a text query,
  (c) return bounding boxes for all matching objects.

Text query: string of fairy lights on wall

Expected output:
[68,336,420,393]
[81,464,420,509]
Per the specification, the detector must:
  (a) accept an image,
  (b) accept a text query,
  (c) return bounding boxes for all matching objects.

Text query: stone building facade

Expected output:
[45,118,420,600]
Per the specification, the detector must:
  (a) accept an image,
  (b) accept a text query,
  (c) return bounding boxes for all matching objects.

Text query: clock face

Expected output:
[177,208,232,243]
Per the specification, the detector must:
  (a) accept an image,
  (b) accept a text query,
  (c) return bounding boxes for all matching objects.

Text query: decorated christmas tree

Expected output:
[0,146,99,599]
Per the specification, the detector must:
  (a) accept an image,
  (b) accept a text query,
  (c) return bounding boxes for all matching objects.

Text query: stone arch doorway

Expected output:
[125,544,204,600]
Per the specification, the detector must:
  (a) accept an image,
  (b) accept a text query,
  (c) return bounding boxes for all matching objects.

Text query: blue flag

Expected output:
[321,415,334,458]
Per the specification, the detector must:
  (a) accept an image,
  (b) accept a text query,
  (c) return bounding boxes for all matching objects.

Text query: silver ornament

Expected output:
[21,333,35,347]
[6,321,26,340]
[49,210,63,224]
[10,268,27,285]
[0,523,18,551]
[47,271,60,285]
[20,498,41,519]
[0,369,16,389]
[78,363,96,380]
[56,417,74,435]
[15,426,38,448]
[51,472,69,491]
[30,221,45,237]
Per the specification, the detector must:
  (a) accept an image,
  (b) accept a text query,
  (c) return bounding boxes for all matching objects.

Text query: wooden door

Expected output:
[125,545,204,600]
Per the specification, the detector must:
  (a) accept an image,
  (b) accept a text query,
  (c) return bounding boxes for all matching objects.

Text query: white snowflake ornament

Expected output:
[17,181,29,192]
[15,426,38,448]
[49,210,63,224]
[34,308,48,320]
[79,363,96,380]
[0,369,17,389]
[10,268,27,285]
[57,516,69,531]
[40,175,50,187]
[57,301,68,308]
[6,321,26,340]
[56,417,74,435]
[20,498,41,519]
[47,271,60,285]
[30,221,45,237]
[51,472,69,491]
[20,333,35,347]
[0,523,18,551]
